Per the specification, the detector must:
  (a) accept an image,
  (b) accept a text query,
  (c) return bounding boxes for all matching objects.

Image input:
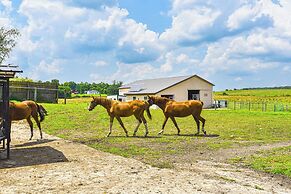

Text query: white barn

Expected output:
[119,75,214,108]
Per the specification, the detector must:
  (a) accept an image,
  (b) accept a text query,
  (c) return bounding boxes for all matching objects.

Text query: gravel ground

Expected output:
[0,121,290,194]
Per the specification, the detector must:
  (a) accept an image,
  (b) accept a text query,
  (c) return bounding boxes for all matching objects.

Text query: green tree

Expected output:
[107,80,123,95]
[0,27,20,64]
[63,81,77,91]
[51,79,60,86]
[58,85,71,98]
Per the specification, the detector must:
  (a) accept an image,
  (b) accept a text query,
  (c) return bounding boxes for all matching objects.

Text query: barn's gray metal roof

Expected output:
[120,75,214,95]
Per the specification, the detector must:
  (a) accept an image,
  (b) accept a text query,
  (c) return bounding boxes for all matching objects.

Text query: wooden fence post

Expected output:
[274,104,276,112]
[64,90,67,104]
[34,87,37,101]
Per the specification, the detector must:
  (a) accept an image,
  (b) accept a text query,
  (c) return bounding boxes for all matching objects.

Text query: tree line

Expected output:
[58,80,123,96]
[12,77,123,97]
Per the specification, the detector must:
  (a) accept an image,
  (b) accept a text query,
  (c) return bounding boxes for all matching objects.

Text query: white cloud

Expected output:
[90,62,156,83]
[283,66,291,73]
[94,60,107,67]
[1,0,291,89]
[160,7,221,46]
[0,0,12,27]
[0,0,12,12]
[235,77,242,81]
[30,59,62,80]
[8,0,163,80]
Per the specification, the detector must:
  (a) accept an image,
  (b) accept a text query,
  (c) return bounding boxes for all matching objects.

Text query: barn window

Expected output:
[144,96,148,100]
[161,95,174,99]
[133,96,136,100]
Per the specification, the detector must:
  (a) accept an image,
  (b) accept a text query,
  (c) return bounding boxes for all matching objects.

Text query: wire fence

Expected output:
[226,101,291,112]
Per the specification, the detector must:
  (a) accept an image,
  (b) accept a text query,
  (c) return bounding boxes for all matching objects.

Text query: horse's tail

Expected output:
[145,102,152,120]
[36,103,45,122]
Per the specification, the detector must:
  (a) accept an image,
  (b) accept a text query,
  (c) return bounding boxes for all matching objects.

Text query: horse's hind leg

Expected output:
[159,116,169,135]
[140,114,149,137]
[32,113,43,139]
[170,116,180,135]
[26,117,34,140]
[133,117,142,137]
[192,115,200,135]
[199,115,206,135]
[107,116,114,137]
[115,116,129,137]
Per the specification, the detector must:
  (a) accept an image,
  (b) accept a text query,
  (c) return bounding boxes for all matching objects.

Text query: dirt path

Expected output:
[0,121,290,194]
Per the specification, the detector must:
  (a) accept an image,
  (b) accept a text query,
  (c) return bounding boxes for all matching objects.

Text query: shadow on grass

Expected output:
[0,146,68,169]
[77,135,162,144]
[163,133,219,137]
[14,139,56,148]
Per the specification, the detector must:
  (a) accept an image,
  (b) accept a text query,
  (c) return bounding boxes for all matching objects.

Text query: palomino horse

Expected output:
[147,96,206,135]
[0,100,47,140]
[88,97,152,137]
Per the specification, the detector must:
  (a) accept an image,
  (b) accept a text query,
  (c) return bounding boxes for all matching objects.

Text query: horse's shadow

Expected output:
[107,135,162,139]
[163,133,219,138]
[14,139,56,148]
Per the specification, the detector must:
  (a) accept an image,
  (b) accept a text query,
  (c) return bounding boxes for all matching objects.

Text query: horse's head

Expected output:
[147,95,154,106]
[88,97,99,111]
[147,96,170,110]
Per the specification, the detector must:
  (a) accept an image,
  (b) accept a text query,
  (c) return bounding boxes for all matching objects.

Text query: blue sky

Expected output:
[1,0,291,90]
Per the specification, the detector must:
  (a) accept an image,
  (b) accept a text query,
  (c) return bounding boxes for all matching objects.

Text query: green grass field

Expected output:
[231,146,291,178]
[214,89,291,103]
[244,146,291,178]
[40,98,291,175]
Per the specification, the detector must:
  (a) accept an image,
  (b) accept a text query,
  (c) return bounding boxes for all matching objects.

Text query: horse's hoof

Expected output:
[106,133,111,137]
[133,133,136,137]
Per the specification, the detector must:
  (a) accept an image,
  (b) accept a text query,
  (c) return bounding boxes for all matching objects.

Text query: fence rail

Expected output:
[227,101,291,112]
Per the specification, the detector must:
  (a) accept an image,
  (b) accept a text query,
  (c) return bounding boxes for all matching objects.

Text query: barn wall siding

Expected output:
[156,76,213,108]
[123,76,213,108]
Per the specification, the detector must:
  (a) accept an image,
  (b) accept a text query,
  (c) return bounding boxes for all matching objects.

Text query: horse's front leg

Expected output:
[133,118,142,137]
[26,117,34,140]
[32,114,43,139]
[115,116,129,137]
[140,114,149,137]
[107,116,114,137]
[159,116,169,135]
[170,116,180,135]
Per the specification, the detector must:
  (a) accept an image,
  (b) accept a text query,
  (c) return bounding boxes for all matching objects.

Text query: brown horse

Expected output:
[88,97,152,137]
[147,96,206,135]
[0,100,46,140]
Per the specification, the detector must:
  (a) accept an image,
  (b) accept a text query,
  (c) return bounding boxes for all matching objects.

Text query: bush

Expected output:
[58,86,71,98]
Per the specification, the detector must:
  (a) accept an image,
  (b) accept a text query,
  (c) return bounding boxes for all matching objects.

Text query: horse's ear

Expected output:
[92,96,95,99]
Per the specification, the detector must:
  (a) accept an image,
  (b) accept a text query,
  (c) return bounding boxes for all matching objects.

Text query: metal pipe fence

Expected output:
[227,101,291,112]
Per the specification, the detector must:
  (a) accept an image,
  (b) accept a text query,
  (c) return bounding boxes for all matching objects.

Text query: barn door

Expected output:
[188,90,200,100]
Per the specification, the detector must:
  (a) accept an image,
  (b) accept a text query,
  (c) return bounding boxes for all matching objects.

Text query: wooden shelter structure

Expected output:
[0,64,22,159]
